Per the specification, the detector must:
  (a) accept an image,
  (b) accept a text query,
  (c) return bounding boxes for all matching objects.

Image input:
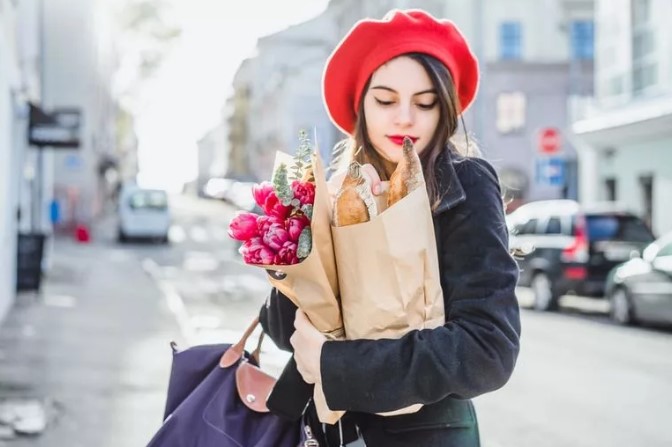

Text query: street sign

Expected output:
[535,156,565,186]
[538,127,561,154]
[28,103,81,149]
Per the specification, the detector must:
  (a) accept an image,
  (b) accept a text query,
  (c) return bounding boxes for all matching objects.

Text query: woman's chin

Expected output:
[380,149,402,164]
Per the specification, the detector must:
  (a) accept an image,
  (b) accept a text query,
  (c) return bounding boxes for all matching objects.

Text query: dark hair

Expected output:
[332,52,478,210]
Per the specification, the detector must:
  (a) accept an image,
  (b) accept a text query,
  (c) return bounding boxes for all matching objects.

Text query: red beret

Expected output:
[322,9,479,136]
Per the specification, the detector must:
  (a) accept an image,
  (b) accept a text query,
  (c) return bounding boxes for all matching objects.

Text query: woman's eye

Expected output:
[374,98,394,106]
[417,102,437,110]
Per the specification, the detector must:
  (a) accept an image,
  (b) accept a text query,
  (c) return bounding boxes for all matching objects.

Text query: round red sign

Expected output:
[539,128,561,154]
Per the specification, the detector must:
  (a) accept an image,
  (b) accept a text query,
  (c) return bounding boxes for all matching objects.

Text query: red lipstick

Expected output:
[387,135,418,146]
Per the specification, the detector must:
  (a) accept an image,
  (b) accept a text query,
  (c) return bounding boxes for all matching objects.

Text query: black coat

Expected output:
[259,151,521,447]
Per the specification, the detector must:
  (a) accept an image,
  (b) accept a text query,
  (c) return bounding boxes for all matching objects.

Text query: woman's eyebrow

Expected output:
[370,85,437,96]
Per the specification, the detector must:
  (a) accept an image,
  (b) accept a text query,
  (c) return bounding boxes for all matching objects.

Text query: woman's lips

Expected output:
[387,136,418,146]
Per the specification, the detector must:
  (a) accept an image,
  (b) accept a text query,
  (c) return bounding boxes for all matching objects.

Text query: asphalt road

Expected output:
[134,194,672,447]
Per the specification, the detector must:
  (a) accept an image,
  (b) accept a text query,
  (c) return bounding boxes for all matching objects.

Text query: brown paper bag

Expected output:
[263,153,343,339]
[260,152,346,424]
[330,180,445,417]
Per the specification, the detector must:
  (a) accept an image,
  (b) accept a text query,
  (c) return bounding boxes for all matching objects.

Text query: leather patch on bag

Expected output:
[235,362,276,413]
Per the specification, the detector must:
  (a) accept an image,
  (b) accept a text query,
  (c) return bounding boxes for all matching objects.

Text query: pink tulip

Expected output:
[252,182,275,209]
[286,215,309,242]
[291,180,315,207]
[228,212,260,241]
[266,194,293,219]
[257,215,284,234]
[277,241,299,265]
[239,237,276,265]
[263,223,290,252]
[252,181,292,219]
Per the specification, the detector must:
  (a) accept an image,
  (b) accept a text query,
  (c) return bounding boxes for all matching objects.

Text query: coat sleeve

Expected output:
[259,287,298,352]
[319,159,521,414]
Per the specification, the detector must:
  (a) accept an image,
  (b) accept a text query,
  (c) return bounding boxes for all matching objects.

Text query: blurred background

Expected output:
[1,0,671,446]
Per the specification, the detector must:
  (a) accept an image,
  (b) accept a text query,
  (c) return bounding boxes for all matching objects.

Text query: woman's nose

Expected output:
[395,104,414,127]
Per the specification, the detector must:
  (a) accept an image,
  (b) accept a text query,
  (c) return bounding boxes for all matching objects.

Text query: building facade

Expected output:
[243,13,338,181]
[437,0,595,208]
[227,0,595,205]
[196,122,228,194]
[0,0,24,321]
[225,58,254,181]
[572,0,672,237]
[42,0,118,229]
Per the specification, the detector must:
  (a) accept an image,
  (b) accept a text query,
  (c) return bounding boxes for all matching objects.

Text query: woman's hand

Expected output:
[290,309,327,384]
[360,164,389,196]
[327,164,389,199]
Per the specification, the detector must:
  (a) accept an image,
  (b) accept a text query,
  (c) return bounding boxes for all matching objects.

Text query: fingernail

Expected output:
[373,186,379,194]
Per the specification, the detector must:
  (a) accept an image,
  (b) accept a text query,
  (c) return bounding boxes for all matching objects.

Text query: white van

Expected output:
[117,185,171,243]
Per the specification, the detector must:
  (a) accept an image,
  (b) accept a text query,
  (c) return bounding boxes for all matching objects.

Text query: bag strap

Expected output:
[220,317,264,368]
[251,331,265,365]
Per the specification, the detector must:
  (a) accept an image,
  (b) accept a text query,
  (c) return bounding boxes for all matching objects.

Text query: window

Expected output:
[657,242,672,258]
[545,217,562,235]
[639,175,653,230]
[604,178,617,201]
[519,218,539,235]
[632,0,650,27]
[632,29,654,59]
[500,21,522,60]
[570,21,594,60]
[631,0,657,95]
[633,64,657,92]
[496,92,526,133]
[585,215,654,243]
[129,191,168,210]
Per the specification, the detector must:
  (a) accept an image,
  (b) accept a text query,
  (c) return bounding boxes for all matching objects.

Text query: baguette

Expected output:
[387,137,423,208]
[333,163,377,227]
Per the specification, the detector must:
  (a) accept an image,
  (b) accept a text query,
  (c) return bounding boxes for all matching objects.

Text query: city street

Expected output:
[3,0,672,446]
[122,194,672,447]
[1,194,670,446]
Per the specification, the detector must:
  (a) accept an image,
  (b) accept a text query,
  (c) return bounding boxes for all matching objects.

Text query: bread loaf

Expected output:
[388,137,423,208]
[333,163,377,227]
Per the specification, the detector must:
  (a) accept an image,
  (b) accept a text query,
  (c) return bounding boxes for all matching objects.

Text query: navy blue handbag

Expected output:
[146,318,316,447]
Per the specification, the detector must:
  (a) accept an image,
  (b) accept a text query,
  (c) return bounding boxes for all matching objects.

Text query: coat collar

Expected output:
[432,150,467,216]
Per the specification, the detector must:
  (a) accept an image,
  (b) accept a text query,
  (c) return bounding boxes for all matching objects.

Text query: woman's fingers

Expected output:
[291,310,320,384]
[373,181,389,195]
[360,164,389,196]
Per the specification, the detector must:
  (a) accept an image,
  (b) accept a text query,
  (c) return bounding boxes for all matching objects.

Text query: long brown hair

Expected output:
[331,53,479,210]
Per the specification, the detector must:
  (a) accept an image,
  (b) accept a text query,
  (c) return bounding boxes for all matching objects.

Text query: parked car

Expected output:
[508,200,655,311]
[117,184,171,243]
[604,231,672,326]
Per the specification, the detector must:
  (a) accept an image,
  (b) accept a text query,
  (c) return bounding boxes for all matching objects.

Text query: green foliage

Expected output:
[297,228,312,259]
[272,163,294,206]
[300,204,313,220]
[291,129,313,180]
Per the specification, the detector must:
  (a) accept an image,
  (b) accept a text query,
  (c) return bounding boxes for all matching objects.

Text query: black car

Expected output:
[605,232,672,326]
[508,200,655,311]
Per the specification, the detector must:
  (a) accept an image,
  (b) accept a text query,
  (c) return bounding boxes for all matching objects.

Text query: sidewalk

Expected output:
[0,227,183,446]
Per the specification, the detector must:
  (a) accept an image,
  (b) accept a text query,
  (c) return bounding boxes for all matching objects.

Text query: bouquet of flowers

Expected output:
[229,130,345,424]
[229,170,315,266]
[228,130,343,340]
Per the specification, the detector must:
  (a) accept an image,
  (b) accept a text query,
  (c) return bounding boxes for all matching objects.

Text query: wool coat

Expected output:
[259,150,521,447]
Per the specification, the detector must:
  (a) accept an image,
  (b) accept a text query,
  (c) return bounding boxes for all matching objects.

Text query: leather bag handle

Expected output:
[219,317,263,368]
[218,317,276,413]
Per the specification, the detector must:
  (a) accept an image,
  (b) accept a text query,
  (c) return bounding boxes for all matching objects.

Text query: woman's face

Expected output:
[362,56,440,164]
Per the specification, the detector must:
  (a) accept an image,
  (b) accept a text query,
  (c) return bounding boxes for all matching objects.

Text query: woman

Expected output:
[260,9,521,447]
